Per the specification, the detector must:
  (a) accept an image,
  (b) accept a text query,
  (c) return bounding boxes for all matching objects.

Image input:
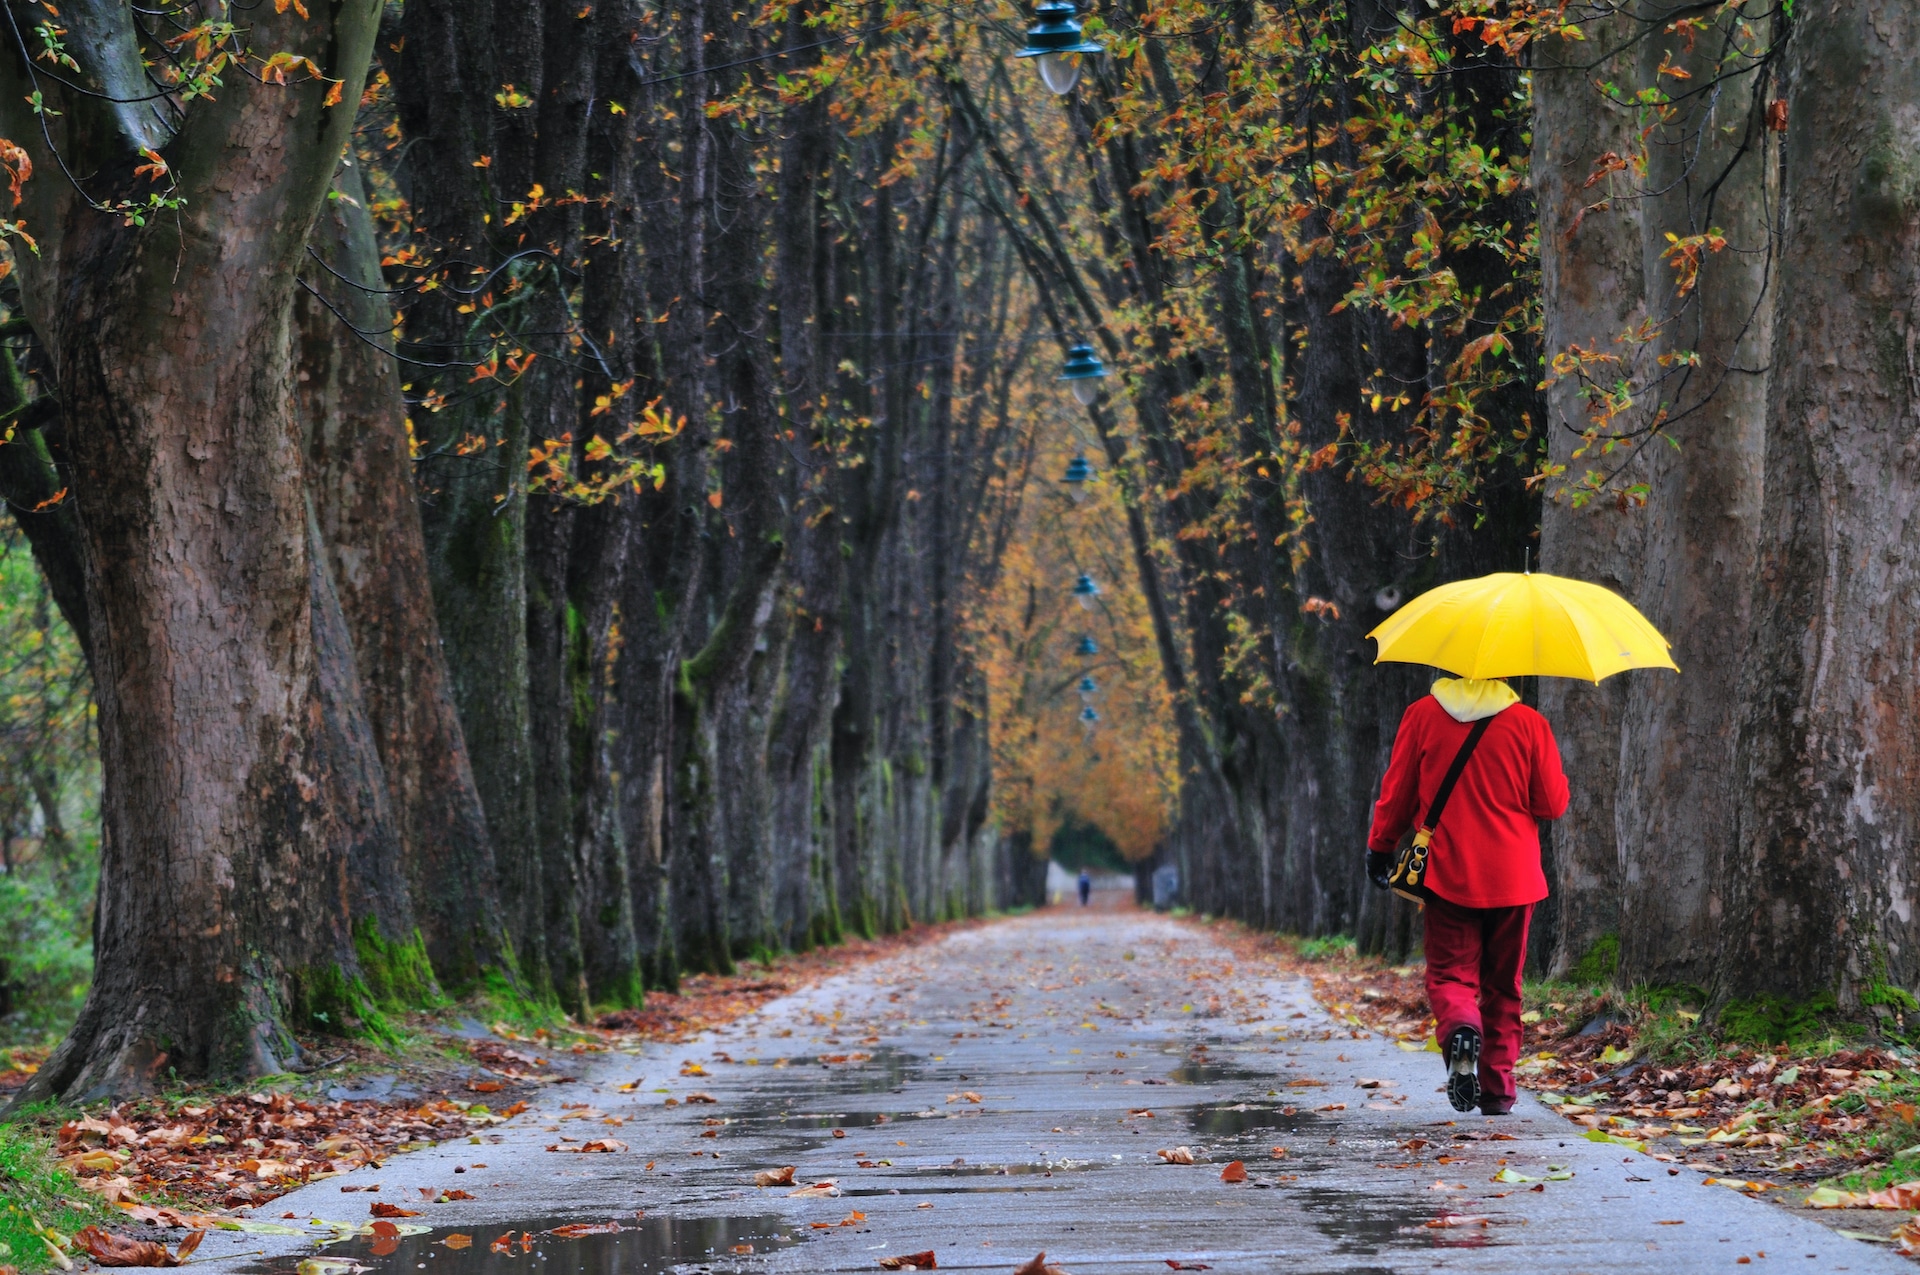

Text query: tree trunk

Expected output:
[2,0,388,1099]
[1532,22,1648,978]
[1611,7,1774,991]
[1722,0,1920,1003]
[390,0,549,994]
[298,160,516,999]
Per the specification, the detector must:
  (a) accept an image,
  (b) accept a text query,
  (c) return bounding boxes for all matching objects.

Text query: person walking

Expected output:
[1077,868,1092,907]
[1365,676,1569,1115]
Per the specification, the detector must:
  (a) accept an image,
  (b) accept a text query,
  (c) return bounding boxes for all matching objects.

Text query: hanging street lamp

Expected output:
[1078,675,1099,704]
[1072,572,1101,610]
[1060,342,1110,405]
[1060,451,1094,502]
[1077,634,1099,657]
[1079,705,1101,726]
[1016,0,1105,96]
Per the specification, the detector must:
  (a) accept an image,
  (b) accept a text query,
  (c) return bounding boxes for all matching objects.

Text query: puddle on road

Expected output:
[1164,1058,1268,1085]
[776,1047,919,1093]
[249,1215,800,1275]
[1183,1102,1325,1140]
[1293,1184,1514,1257]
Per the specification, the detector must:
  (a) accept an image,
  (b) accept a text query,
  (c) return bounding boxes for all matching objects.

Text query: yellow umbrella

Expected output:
[1366,571,1678,683]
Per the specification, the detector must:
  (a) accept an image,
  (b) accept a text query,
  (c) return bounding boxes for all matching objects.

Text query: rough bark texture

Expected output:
[1611,7,1774,991]
[388,0,549,991]
[298,162,515,998]
[1723,0,1920,1003]
[1532,22,1648,978]
[1,0,389,1099]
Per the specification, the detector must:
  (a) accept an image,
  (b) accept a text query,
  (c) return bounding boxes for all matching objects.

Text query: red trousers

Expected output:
[1423,896,1532,1107]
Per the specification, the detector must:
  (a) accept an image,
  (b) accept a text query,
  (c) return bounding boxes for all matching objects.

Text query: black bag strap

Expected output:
[1419,714,1496,834]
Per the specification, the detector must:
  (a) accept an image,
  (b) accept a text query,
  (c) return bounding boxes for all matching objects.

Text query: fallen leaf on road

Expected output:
[467,1082,503,1094]
[1424,1215,1490,1228]
[436,1190,476,1202]
[1270,1147,1287,1159]
[1219,1161,1246,1183]
[113,1205,220,1230]
[754,1166,797,1187]
[1315,1103,1347,1112]
[1491,1168,1534,1183]
[788,1181,842,1198]
[680,1062,707,1076]
[832,1128,847,1138]
[685,1092,718,1104]
[1011,1254,1069,1275]
[370,1203,421,1218]
[549,1223,623,1238]
[75,1227,205,1267]
[1156,1147,1195,1165]
[1808,1181,1920,1209]
[878,1251,936,1269]
[441,1236,473,1250]
[296,1260,366,1275]
[1166,1264,1212,1272]
[947,1092,983,1104]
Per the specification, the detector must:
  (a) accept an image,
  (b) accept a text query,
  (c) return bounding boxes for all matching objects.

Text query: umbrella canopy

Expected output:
[1367,571,1679,683]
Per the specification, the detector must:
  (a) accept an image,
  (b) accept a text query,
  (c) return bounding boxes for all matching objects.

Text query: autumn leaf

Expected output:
[370,1202,422,1218]
[441,1235,473,1250]
[133,149,168,183]
[754,1166,797,1187]
[1218,1161,1247,1183]
[787,1181,841,1198]
[1011,1254,1070,1275]
[548,1222,623,1238]
[75,1226,205,1267]
[878,1253,936,1270]
[436,1190,476,1202]
[467,1081,503,1093]
[1167,1264,1213,1272]
[684,1092,718,1104]
[1156,1146,1195,1165]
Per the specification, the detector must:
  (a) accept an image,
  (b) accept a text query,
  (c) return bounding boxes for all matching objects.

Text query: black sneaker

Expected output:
[1443,1026,1482,1113]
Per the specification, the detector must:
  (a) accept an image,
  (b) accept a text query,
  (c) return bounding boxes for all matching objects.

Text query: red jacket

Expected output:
[1367,696,1570,908]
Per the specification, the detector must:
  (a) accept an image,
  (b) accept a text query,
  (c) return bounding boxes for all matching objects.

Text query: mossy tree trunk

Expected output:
[0,0,392,1100]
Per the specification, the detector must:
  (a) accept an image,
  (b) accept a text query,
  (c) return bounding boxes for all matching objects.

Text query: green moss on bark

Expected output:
[354,920,443,1013]
[288,963,398,1049]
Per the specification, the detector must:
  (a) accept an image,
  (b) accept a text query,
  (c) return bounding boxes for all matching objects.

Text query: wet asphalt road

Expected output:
[195,899,1907,1274]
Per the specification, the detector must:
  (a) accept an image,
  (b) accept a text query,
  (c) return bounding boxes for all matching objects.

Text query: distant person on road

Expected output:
[1365,677,1569,1116]
[1077,868,1092,907]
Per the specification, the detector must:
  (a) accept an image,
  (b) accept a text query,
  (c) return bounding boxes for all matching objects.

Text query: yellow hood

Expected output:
[1430,676,1519,724]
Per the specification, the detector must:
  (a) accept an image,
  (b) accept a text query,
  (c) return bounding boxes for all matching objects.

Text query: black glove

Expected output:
[1366,851,1394,890]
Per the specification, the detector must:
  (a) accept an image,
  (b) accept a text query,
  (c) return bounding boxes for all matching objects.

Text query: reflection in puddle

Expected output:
[247,1216,800,1275]
[1164,1059,1266,1085]
[1183,1102,1321,1139]
[1292,1185,1511,1256]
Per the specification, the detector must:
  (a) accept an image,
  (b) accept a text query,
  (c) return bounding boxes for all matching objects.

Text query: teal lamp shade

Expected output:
[1016,1,1104,95]
[1060,343,1109,405]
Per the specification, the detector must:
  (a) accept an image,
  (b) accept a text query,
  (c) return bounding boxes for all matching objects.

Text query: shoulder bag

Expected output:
[1387,714,1496,904]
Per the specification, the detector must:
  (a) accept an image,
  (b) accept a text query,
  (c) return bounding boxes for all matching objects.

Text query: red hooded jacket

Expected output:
[1367,694,1570,908]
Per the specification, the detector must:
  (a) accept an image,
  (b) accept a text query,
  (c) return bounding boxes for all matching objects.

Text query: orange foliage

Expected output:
[970,381,1177,862]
